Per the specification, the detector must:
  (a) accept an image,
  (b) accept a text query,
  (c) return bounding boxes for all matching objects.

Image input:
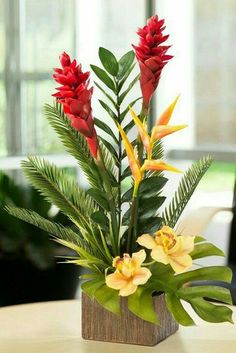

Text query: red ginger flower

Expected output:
[132,15,173,111]
[53,52,98,158]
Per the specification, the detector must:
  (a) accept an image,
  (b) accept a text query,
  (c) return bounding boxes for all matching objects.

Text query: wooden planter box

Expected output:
[82,292,178,346]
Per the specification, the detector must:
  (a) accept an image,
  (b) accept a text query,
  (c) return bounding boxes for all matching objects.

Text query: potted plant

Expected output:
[0,171,80,306]
[6,14,233,346]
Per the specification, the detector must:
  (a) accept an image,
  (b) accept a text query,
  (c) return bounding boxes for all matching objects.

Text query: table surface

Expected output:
[0,300,235,353]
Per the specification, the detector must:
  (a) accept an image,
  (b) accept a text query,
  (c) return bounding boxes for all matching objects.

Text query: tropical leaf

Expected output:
[91,65,116,91]
[94,118,118,144]
[162,156,213,228]
[21,156,96,231]
[44,102,102,189]
[165,293,195,326]
[191,242,225,260]
[94,81,117,109]
[5,206,89,250]
[99,47,118,76]
[118,63,136,91]
[118,50,135,80]
[128,286,159,324]
[118,74,140,104]
[99,99,117,121]
[189,298,233,323]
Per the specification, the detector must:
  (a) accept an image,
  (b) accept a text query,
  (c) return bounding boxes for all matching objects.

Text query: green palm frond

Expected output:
[5,206,90,248]
[44,102,102,189]
[151,139,164,160]
[99,141,118,187]
[21,156,97,232]
[162,156,213,228]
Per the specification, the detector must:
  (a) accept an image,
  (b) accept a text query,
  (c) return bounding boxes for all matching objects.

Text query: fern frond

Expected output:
[21,156,97,232]
[162,156,213,228]
[44,102,102,189]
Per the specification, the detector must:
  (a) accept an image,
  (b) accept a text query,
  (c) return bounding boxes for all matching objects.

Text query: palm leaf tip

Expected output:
[162,155,213,228]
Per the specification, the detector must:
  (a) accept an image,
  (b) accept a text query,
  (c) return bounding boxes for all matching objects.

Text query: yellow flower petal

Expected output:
[117,123,142,187]
[137,234,157,249]
[151,246,169,265]
[119,281,137,296]
[168,254,192,273]
[131,249,146,267]
[141,159,182,173]
[169,235,195,256]
[156,95,180,126]
[106,272,127,290]
[133,268,152,285]
[130,107,151,157]
[151,124,187,142]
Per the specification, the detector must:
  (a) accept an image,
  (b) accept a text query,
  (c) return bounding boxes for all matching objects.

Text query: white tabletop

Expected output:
[0,299,235,353]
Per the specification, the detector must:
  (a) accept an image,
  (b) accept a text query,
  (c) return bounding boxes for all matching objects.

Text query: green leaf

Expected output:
[21,156,95,231]
[99,47,118,76]
[94,81,117,109]
[173,266,233,288]
[5,206,88,249]
[139,176,168,198]
[139,196,166,220]
[99,137,119,163]
[81,278,105,299]
[94,284,120,315]
[165,293,195,326]
[138,217,163,234]
[162,156,213,228]
[121,186,133,203]
[91,210,109,231]
[99,99,117,121]
[194,235,206,243]
[189,298,233,323]
[118,50,135,79]
[178,285,233,305]
[118,63,136,91]
[123,120,135,134]
[90,65,116,91]
[94,118,118,144]
[118,74,140,104]
[128,286,159,324]
[120,98,141,121]
[87,188,110,211]
[191,243,225,260]
[45,103,102,189]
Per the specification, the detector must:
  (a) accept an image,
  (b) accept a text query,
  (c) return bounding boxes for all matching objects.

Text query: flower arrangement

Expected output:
[7,15,233,327]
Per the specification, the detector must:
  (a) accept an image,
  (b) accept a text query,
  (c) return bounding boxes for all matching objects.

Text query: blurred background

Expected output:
[0,0,235,305]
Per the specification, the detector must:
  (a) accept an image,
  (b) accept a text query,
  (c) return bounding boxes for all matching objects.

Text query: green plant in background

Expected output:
[0,171,70,269]
[6,15,233,325]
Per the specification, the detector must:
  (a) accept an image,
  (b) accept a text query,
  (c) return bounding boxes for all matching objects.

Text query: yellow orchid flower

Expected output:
[137,226,195,273]
[105,250,152,296]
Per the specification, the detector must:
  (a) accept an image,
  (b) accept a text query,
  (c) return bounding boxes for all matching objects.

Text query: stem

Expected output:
[126,187,139,254]
[96,148,119,255]
[115,80,122,232]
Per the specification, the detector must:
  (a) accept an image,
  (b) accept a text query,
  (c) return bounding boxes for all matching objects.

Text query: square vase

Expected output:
[81,292,178,346]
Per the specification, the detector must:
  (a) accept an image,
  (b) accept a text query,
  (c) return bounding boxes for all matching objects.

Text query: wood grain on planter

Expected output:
[82,292,178,346]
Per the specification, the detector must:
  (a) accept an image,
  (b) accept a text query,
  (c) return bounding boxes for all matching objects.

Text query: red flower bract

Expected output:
[52,52,98,158]
[132,15,173,111]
